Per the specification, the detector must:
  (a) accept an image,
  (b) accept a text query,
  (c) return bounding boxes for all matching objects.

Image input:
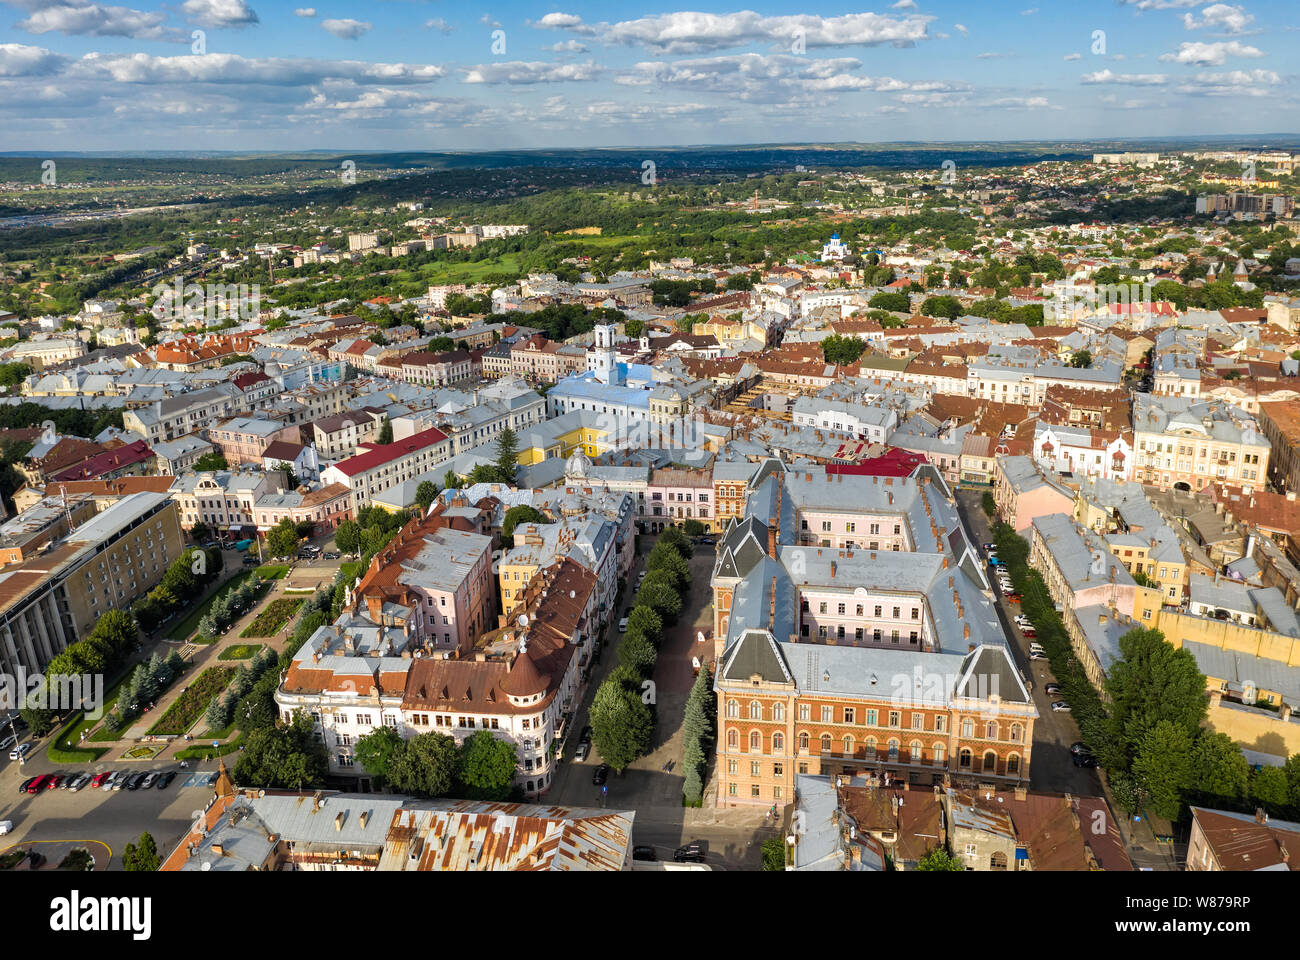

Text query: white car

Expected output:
[8,743,30,761]
[0,820,12,836]
[1051,701,1071,712]
[617,617,629,633]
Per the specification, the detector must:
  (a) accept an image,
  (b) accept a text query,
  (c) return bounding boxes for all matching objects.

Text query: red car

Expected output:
[1006,593,1022,604]
[45,774,63,790]
[26,774,51,793]
[89,771,112,789]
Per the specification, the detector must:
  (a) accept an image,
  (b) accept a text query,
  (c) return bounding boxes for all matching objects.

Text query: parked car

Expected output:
[618,617,629,633]
[1051,700,1071,712]
[1006,593,1022,604]
[580,726,593,742]
[989,556,1005,566]
[140,772,159,789]
[0,820,12,836]
[699,538,715,546]
[1073,752,1099,768]
[632,845,657,862]
[1044,683,1061,695]
[983,543,996,552]
[323,552,340,560]
[242,555,260,566]
[69,773,91,792]
[1021,628,1038,639]
[8,742,31,761]
[89,771,112,789]
[1029,652,1048,662]
[26,775,50,793]
[1070,741,1089,755]
[157,771,177,789]
[45,775,63,790]
[19,776,39,793]
[592,764,609,786]
[112,771,129,790]
[573,741,590,762]
[674,842,707,864]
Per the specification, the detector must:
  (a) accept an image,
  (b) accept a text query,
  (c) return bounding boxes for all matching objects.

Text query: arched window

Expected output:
[1010,723,1022,743]
[1007,753,1020,775]
[887,739,899,761]
[982,750,998,773]
[799,732,810,753]
[961,717,974,738]
[772,731,784,753]
[842,735,854,756]
[820,733,832,755]
[750,730,762,752]
[991,851,1008,871]
[772,703,785,721]
[865,736,878,757]
[727,729,738,750]
[727,700,739,719]
[986,721,998,740]
[933,742,946,766]
[910,740,922,762]
[959,748,972,769]
[749,701,762,720]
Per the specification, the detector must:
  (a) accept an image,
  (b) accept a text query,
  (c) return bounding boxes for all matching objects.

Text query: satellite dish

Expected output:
[517,614,528,627]
[201,861,212,872]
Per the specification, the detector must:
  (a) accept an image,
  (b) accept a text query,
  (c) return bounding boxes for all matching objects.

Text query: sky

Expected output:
[0,0,1296,152]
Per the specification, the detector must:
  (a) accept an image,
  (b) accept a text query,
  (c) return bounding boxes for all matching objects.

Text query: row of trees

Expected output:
[589,528,695,773]
[99,650,187,736]
[196,573,264,642]
[354,727,519,800]
[131,546,223,634]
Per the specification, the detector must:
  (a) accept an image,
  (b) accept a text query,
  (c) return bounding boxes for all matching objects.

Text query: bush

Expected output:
[146,667,236,736]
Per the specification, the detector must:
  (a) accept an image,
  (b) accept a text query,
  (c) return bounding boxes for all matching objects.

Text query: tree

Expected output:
[658,526,693,560]
[867,291,910,313]
[618,630,658,677]
[387,731,458,798]
[682,518,706,537]
[193,451,228,472]
[501,505,545,547]
[457,730,518,801]
[233,712,329,790]
[123,831,159,871]
[274,461,299,490]
[637,578,683,621]
[1132,720,1194,820]
[1190,731,1250,807]
[917,847,964,871]
[355,726,405,787]
[415,480,437,513]
[761,836,786,870]
[624,318,644,338]
[646,542,691,592]
[495,426,518,481]
[1250,766,1291,815]
[1070,349,1093,368]
[821,334,867,366]
[333,519,360,555]
[681,662,715,806]
[189,520,210,543]
[1103,627,1207,768]
[624,606,663,647]
[589,677,653,772]
[377,417,393,445]
[265,517,301,558]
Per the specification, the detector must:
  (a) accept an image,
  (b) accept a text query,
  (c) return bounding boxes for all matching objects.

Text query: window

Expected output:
[843,708,855,724]
[887,739,899,761]
[910,740,922,762]
[773,763,784,779]
[821,705,833,722]
[912,713,924,730]
[933,743,946,766]
[820,734,832,754]
[728,760,737,775]
[727,700,739,718]
[799,732,810,753]
[772,703,785,721]
[888,711,900,727]
[961,717,974,738]
[1007,754,1020,775]
[752,784,761,798]
[727,729,739,749]
[751,761,761,778]
[749,701,762,720]
[959,748,972,769]
[772,732,784,753]
[799,704,810,721]
[986,721,998,740]
[983,751,998,773]
[750,731,762,752]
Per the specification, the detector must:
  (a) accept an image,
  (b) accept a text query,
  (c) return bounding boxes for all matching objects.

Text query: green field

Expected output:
[255,565,289,580]
[218,644,263,661]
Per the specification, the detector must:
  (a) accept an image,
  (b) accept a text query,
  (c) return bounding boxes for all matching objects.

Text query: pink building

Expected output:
[994,455,1076,534]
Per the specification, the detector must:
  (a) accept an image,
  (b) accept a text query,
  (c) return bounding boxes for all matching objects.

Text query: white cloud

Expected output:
[953,23,968,34]
[0,42,69,77]
[1182,3,1254,35]
[321,18,371,40]
[976,51,1015,59]
[15,2,183,41]
[539,11,934,55]
[1063,52,1081,61]
[1159,40,1264,64]
[462,60,603,84]
[1021,8,1038,14]
[69,51,443,85]
[550,39,587,53]
[1081,68,1169,84]
[294,7,315,17]
[181,0,259,29]
[424,19,452,34]
[891,0,918,9]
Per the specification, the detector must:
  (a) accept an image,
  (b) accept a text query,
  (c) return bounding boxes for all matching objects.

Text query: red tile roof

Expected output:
[331,426,449,478]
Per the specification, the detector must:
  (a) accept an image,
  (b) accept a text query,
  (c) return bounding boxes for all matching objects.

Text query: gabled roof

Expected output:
[720,628,793,685]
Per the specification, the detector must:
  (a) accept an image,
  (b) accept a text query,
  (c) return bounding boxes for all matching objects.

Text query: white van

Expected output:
[8,742,31,761]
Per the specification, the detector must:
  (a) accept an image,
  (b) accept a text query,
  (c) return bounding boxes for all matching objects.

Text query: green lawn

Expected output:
[218,644,263,661]
[339,561,362,582]
[255,565,289,580]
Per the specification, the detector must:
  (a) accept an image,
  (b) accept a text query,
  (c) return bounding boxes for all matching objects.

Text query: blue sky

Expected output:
[0,0,1296,151]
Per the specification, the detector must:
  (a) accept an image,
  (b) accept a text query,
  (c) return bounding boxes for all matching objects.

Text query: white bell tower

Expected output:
[593,323,616,384]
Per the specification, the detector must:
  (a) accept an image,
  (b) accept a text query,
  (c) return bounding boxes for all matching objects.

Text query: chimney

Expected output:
[963,623,970,641]
[830,561,837,579]
[335,811,346,831]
